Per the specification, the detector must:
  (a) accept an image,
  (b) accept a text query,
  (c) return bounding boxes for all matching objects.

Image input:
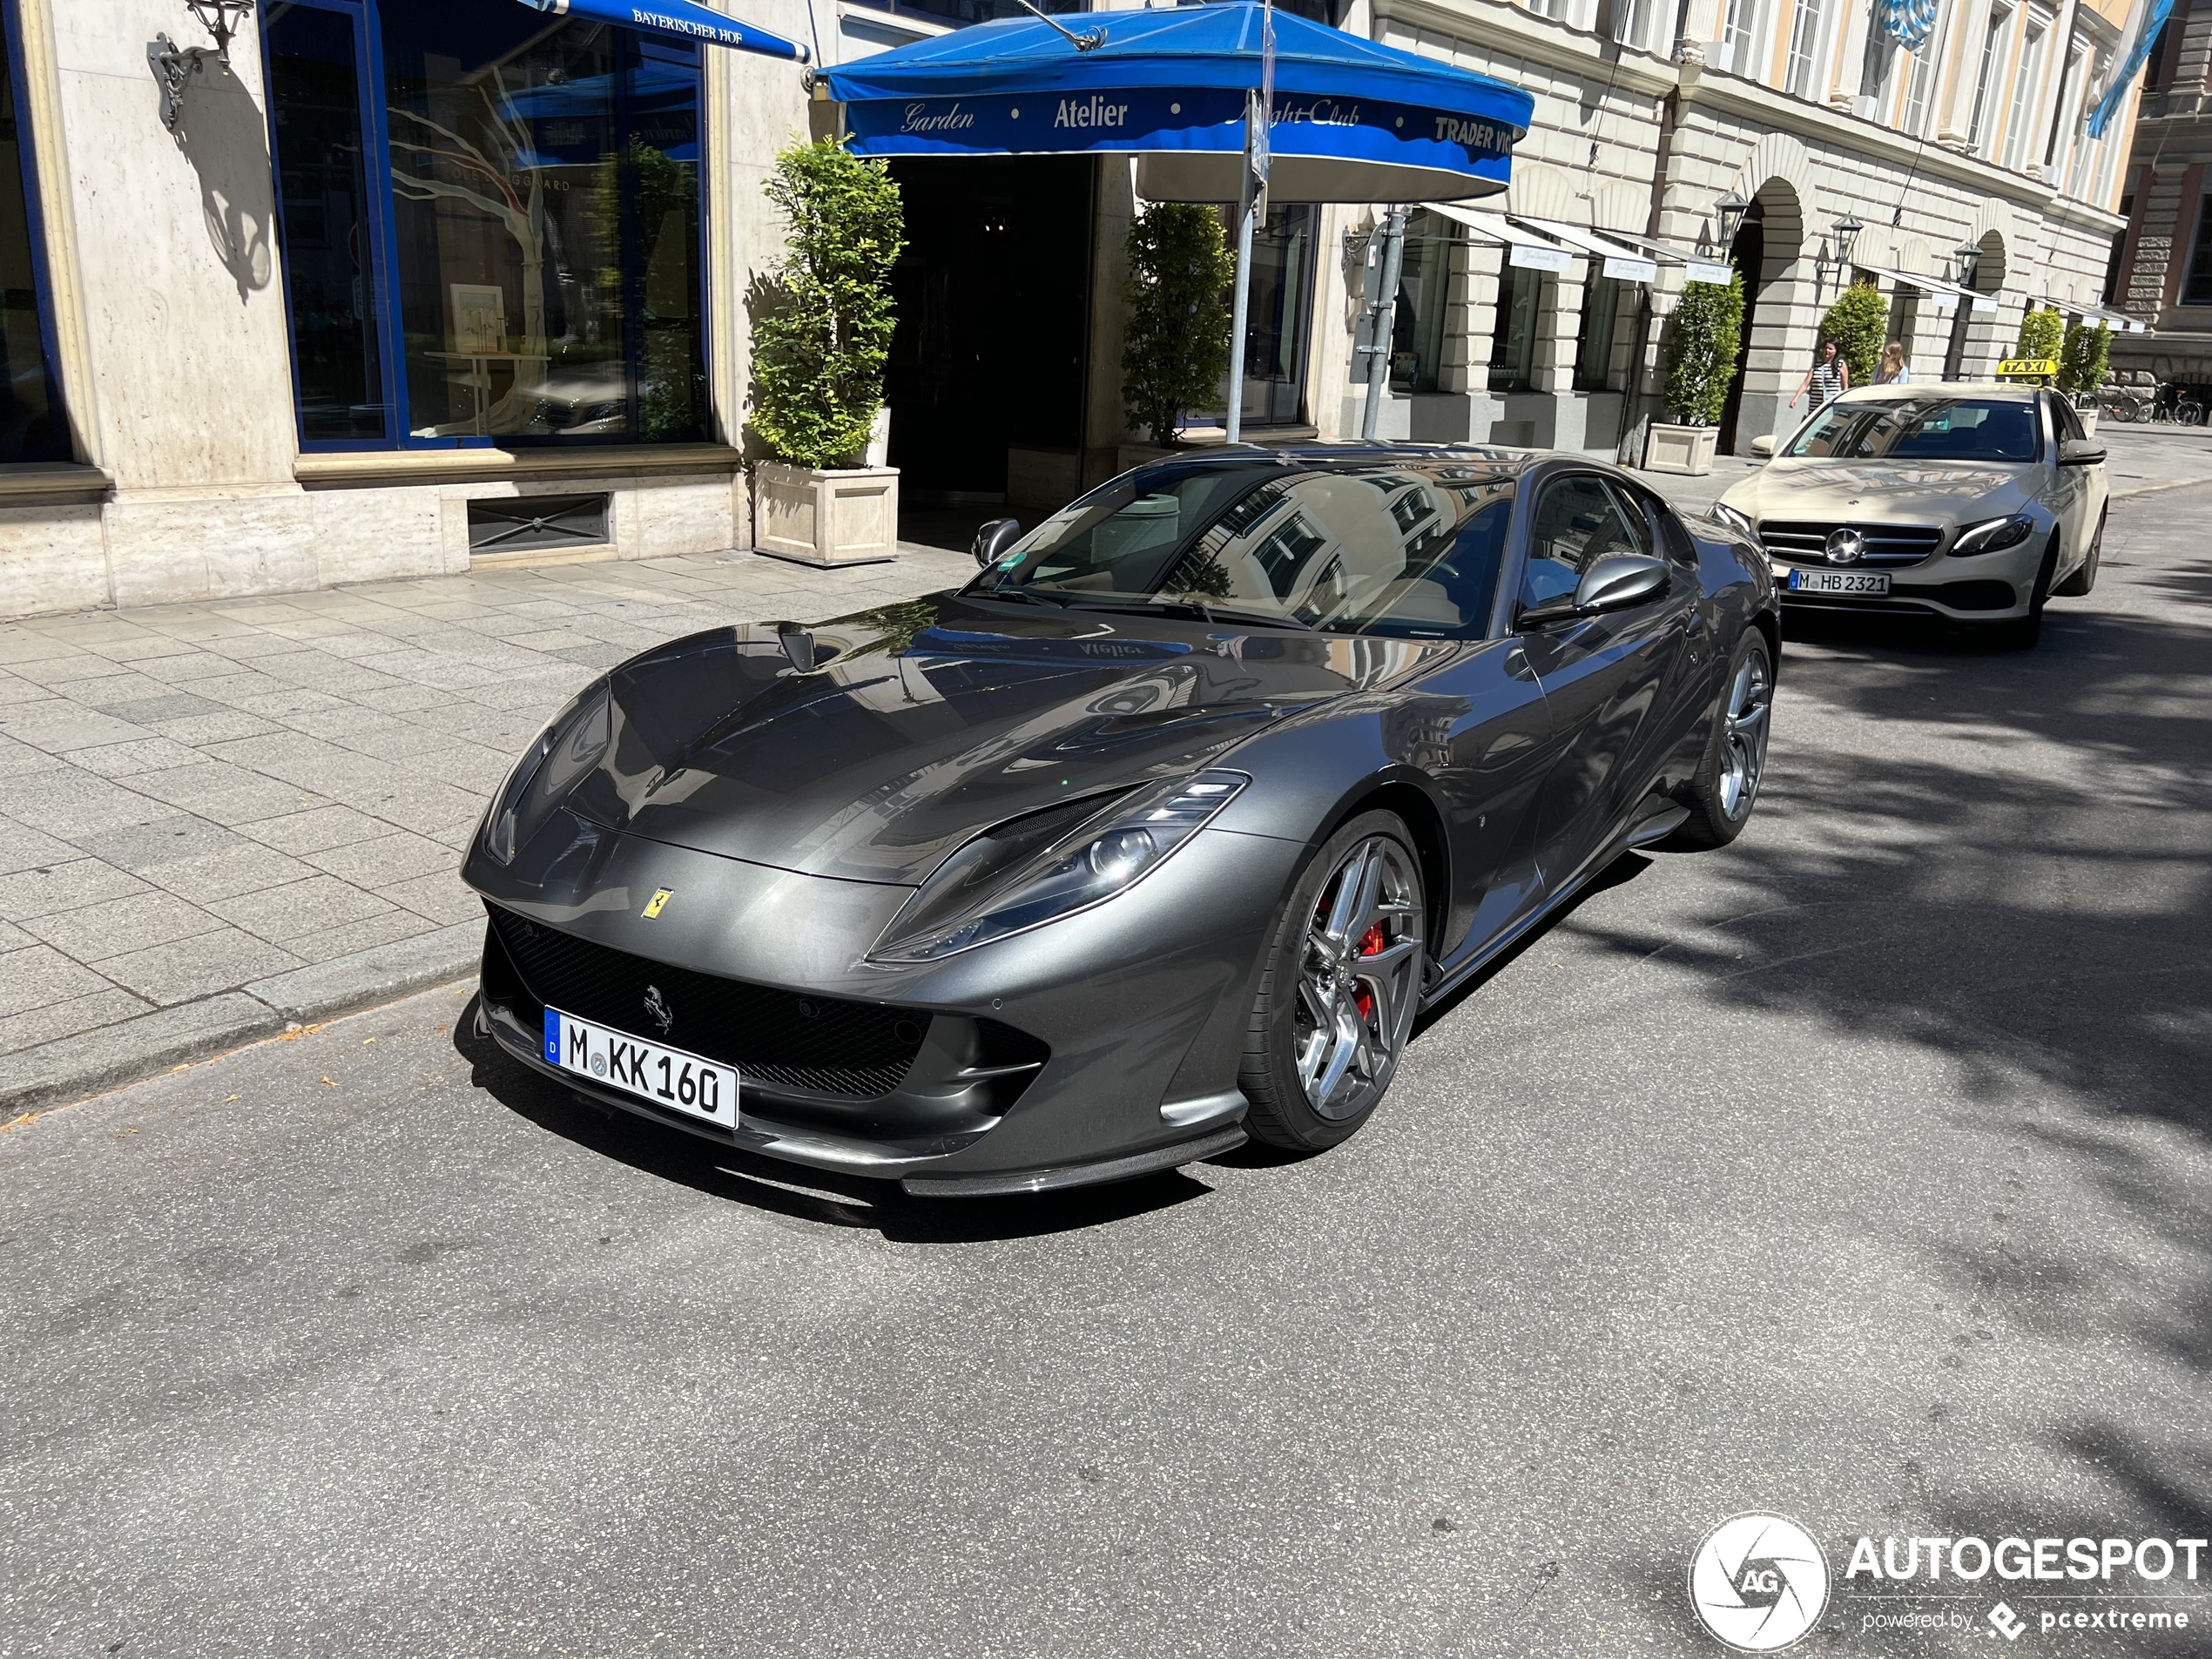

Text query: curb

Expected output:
[0,922,483,1116]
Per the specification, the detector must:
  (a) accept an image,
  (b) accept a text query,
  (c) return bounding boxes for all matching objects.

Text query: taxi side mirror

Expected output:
[1749,435,1777,460]
[2058,439,2106,468]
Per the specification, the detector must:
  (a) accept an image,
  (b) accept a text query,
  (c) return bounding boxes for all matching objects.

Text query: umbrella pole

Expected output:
[1360,206,1407,441]
[1226,114,1258,445]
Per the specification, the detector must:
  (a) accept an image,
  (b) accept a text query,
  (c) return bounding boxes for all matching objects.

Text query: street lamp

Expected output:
[1814,212,1869,297]
[1832,213,1865,271]
[148,0,254,132]
[1952,239,1984,290]
[1713,188,1751,252]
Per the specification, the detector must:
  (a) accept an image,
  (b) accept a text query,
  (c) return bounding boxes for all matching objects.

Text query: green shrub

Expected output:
[1662,274,1744,427]
[750,139,904,470]
[1816,280,1888,388]
[2058,320,2111,395]
[2015,305,2065,365]
[1122,203,1235,446]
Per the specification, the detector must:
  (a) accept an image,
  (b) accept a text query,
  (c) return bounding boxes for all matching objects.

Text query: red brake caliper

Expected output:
[1352,924,1387,1022]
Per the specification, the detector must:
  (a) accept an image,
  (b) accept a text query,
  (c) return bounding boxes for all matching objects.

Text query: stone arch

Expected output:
[1727,132,1817,219]
[1587,181,1645,234]
[1895,236,1932,275]
[1718,169,1815,455]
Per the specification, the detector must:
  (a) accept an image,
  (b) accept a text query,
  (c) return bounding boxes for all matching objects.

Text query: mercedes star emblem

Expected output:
[1824,527,1866,565]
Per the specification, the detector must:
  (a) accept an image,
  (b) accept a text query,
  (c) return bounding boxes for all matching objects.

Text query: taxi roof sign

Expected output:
[1997,357,2059,378]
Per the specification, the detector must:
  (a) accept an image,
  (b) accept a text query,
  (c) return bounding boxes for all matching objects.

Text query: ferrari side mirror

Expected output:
[1575,553,1671,616]
[973,517,1023,567]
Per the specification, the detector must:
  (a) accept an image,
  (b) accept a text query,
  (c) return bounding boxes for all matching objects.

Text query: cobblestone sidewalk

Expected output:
[0,545,973,1110]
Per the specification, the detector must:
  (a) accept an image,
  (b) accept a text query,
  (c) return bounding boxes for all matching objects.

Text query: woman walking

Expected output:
[1791,338,1850,409]
[1875,341,1912,384]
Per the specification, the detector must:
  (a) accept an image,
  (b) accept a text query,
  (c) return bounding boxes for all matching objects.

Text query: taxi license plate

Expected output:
[1787,569,1891,596]
[543,1008,738,1128]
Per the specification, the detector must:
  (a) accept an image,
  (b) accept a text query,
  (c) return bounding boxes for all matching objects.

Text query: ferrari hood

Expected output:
[556,594,1446,886]
[1720,458,2034,525]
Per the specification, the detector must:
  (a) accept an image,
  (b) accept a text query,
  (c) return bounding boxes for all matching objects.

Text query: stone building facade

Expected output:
[2107,0,2212,378]
[1310,0,2142,455]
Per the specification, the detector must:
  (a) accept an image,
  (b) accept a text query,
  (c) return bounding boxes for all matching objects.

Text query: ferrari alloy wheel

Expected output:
[1666,634,1774,851]
[1242,813,1426,1150]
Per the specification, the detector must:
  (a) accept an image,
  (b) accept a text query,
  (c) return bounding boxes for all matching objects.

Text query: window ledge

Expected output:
[0,463,112,504]
[295,444,743,488]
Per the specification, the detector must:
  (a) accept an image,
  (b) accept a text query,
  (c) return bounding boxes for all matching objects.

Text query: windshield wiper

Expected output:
[1055,596,1312,631]
[973,585,1074,609]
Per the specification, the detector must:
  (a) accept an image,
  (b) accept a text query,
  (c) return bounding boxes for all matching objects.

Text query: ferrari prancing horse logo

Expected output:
[642,887,674,920]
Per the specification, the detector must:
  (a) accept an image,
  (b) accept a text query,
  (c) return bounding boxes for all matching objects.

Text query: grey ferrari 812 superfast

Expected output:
[464,447,1777,1196]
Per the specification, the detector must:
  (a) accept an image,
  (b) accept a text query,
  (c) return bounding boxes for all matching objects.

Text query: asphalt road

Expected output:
[3,489,2209,1658]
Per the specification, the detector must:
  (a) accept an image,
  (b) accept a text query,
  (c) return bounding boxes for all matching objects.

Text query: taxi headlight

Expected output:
[870,771,1251,963]
[1951,515,2035,556]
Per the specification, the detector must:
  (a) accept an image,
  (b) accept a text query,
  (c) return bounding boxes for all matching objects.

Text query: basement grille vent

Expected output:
[467,494,610,554]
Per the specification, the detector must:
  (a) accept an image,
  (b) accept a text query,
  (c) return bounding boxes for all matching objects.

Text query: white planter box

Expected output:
[1643,422,1718,475]
[752,460,899,568]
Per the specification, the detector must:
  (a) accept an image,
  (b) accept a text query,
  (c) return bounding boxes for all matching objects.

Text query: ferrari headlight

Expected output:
[1709,501,1756,537]
[481,683,612,866]
[1951,515,2034,556]
[870,771,1251,963]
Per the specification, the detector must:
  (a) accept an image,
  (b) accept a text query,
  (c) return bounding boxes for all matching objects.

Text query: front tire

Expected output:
[1987,531,2060,650]
[2053,507,2103,597]
[1240,813,1426,1152]
[1664,632,1773,851]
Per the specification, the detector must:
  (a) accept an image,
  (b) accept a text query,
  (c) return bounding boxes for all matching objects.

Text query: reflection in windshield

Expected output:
[1785,398,2040,463]
[970,461,1516,639]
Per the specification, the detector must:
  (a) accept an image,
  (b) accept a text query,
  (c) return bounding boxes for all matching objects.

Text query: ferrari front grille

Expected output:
[1757,522,1943,567]
[487,906,925,1099]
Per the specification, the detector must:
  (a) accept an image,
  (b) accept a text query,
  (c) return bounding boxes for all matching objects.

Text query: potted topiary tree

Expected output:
[2058,318,2113,434]
[1118,202,1234,470]
[2014,304,2065,374]
[750,138,905,567]
[1646,273,1743,475]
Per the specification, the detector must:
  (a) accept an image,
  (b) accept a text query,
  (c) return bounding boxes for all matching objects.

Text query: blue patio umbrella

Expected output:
[817,3,1529,205]
[517,0,808,63]
[818,3,1529,440]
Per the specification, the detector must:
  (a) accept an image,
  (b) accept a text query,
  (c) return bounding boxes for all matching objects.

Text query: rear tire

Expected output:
[2053,507,2103,597]
[1663,632,1773,852]
[1239,813,1426,1152]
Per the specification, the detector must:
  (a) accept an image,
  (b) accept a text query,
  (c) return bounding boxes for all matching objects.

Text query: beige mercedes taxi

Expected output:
[1709,383,2107,649]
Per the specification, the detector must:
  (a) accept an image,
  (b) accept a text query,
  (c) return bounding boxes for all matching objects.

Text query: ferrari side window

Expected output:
[1520,474,1644,610]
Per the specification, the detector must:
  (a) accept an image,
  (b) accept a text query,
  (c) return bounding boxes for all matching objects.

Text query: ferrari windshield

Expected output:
[968,460,1516,638]
[1785,396,2041,463]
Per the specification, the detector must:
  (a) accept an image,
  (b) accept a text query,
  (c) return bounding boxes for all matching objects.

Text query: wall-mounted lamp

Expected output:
[1952,239,1983,290]
[1814,212,1866,296]
[1712,188,1751,253]
[149,0,254,132]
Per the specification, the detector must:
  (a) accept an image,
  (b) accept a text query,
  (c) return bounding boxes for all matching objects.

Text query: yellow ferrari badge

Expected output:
[642,887,674,920]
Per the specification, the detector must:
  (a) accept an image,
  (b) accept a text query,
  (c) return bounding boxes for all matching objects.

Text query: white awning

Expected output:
[1857,263,2000,314]
[1508,216,1660,284]
[1579,228,1736,285]
[1426,204,1575,273]
[2057,304,2148,333]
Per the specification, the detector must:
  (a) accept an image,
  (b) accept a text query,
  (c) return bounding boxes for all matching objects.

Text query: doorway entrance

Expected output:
[1717,206,1764,455]
[1193,203,1319,430]
[883,156,1094,504]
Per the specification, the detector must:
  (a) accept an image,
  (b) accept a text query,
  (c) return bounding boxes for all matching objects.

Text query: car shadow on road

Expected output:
[1584,544,2212,1642]
[452,1009,1214,1243]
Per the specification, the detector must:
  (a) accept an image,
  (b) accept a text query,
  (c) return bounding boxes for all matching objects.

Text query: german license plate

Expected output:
[1788,569,1892,596]
[543,1008,738,1128]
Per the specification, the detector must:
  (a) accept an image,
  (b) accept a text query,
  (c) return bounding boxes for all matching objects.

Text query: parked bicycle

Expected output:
[2149,381,2206,424]
[2095,383,2148,424]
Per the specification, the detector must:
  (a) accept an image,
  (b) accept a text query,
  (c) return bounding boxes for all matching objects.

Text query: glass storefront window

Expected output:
[1573,267,1621,392]
[2,6,68,465]
[266,3,388,441]
[1489,260,1538,394]
[1390,211,1457,395]
[263,0,707,448]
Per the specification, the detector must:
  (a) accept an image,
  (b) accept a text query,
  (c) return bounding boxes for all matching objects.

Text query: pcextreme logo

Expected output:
[1689,1514,1831,1652]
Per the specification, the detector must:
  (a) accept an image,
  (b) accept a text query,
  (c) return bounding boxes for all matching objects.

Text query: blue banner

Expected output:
[2088,0,2175,139]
